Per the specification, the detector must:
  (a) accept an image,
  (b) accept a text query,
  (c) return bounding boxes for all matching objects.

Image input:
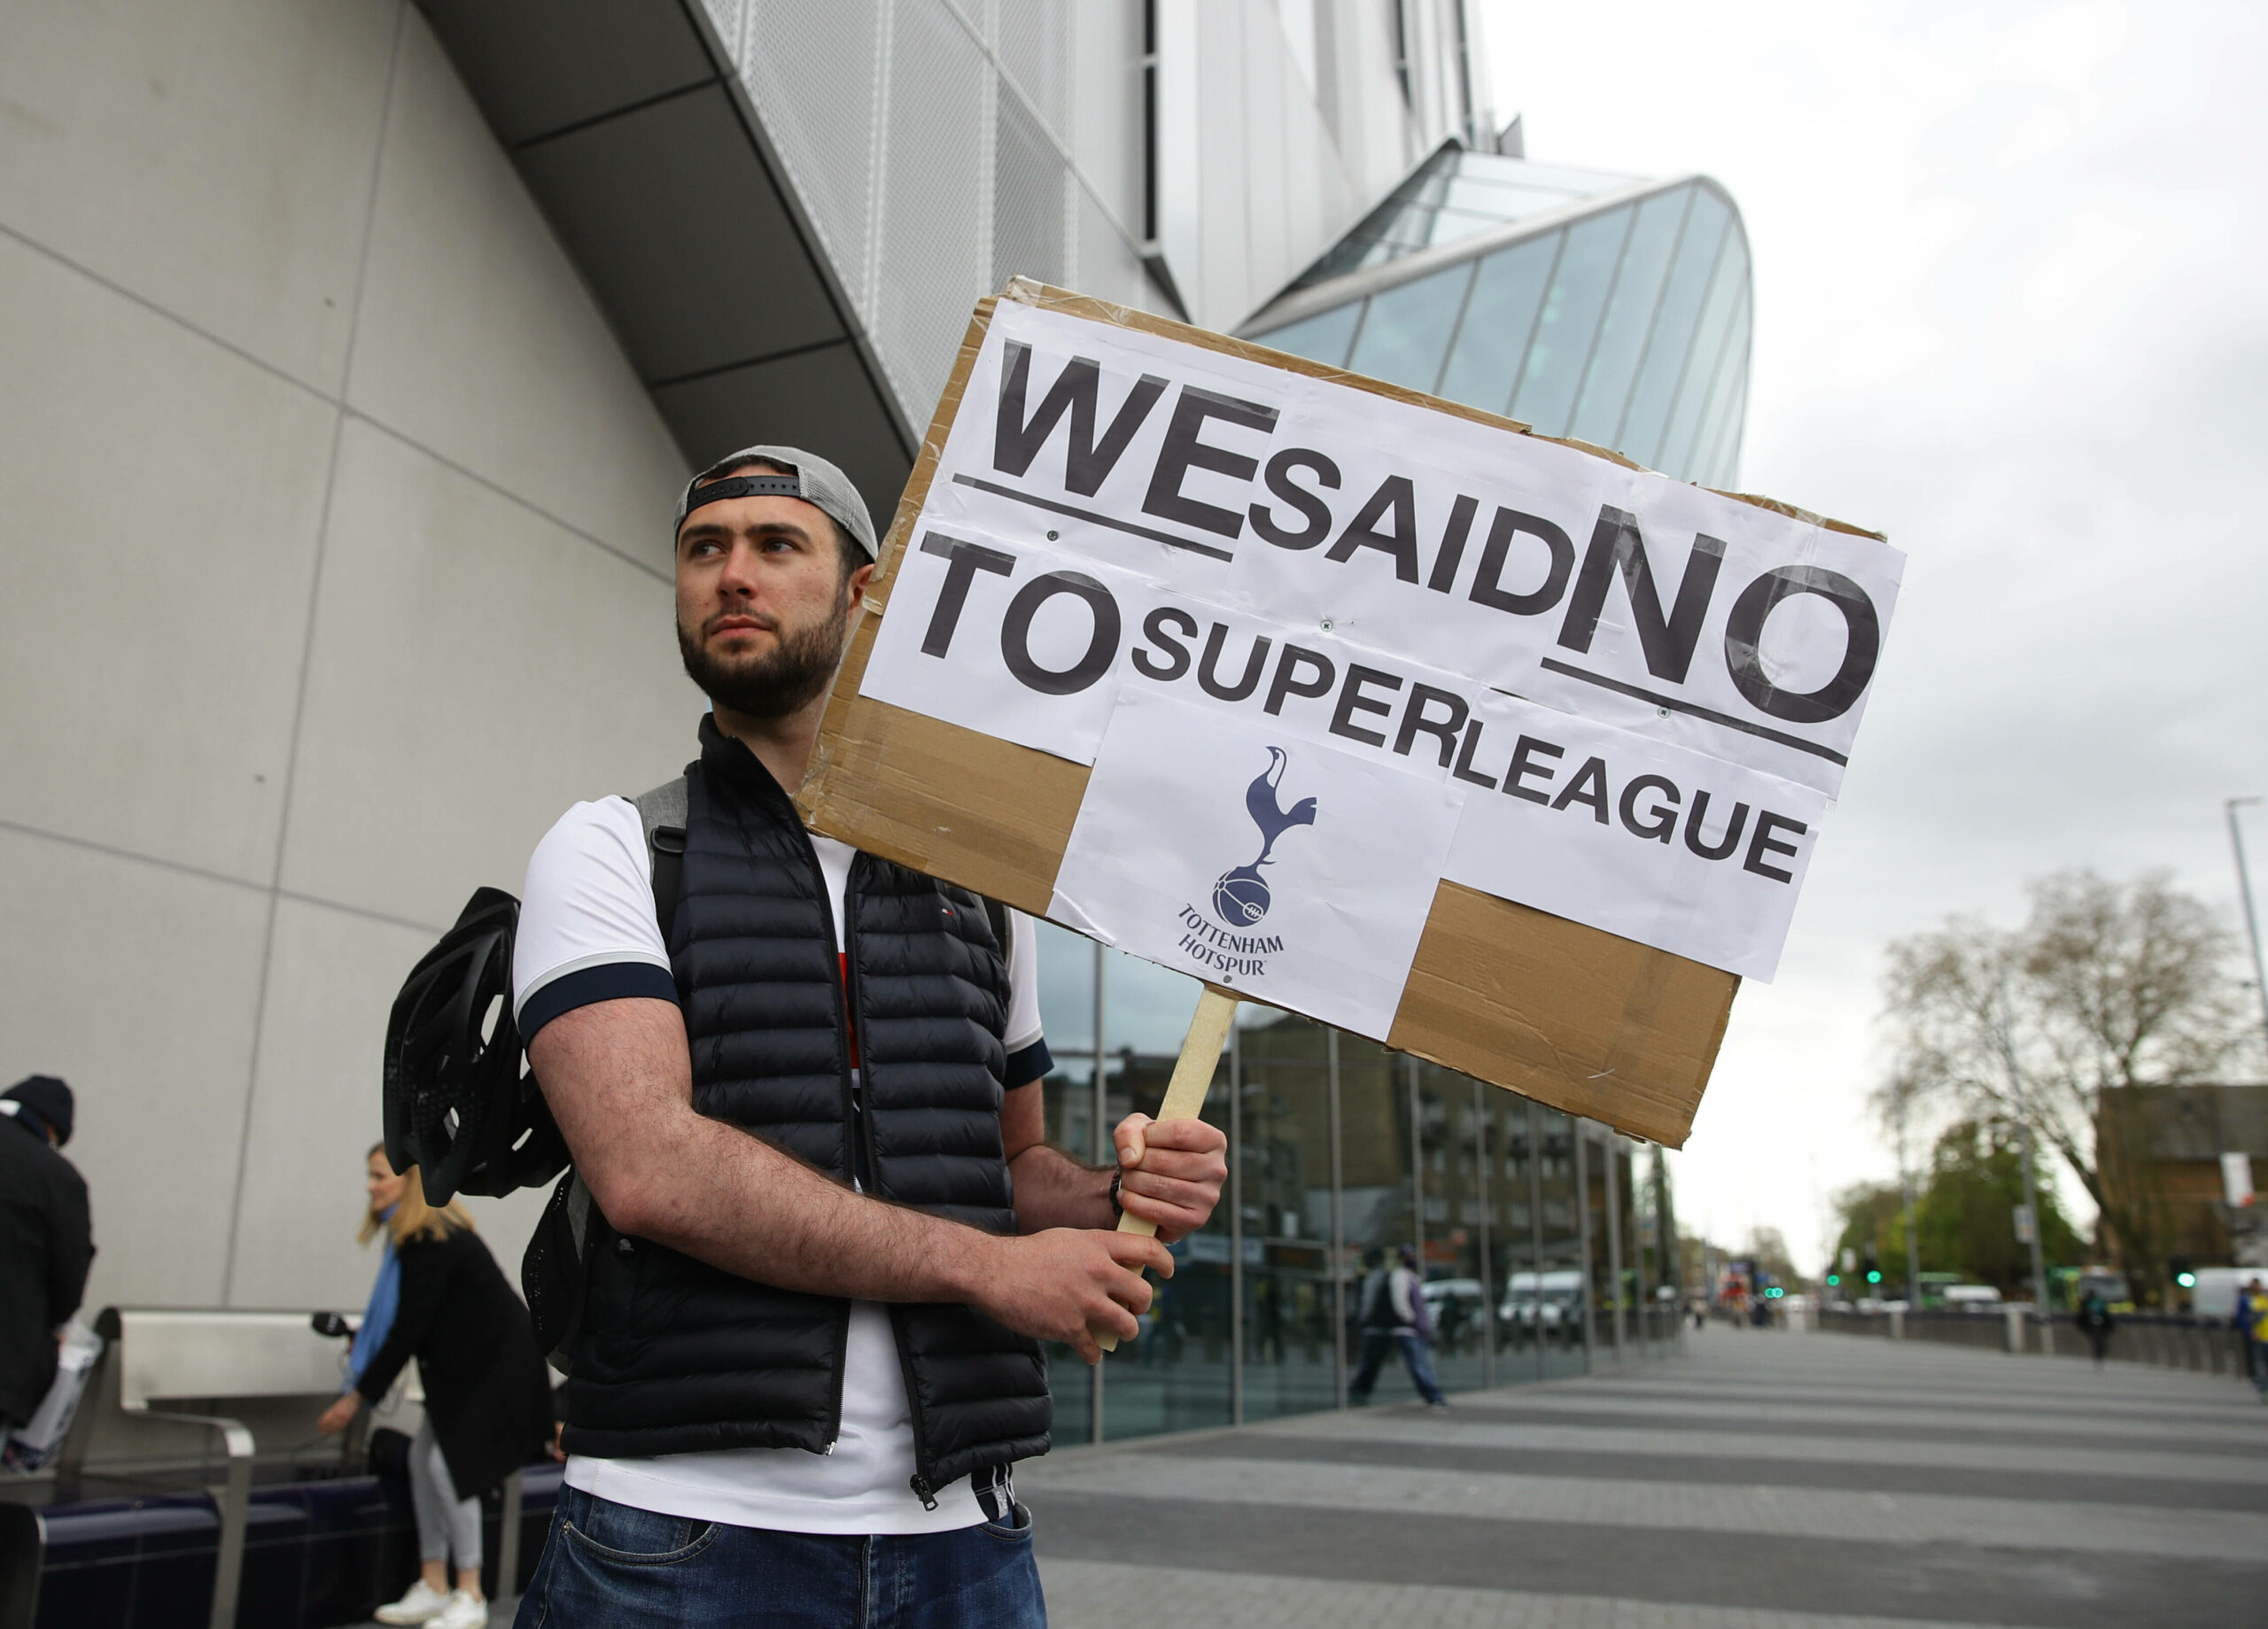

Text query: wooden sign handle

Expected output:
[1094,984,1238,1353]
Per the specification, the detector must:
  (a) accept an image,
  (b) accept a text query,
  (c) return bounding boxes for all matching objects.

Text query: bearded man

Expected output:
[504,447,1226,1628]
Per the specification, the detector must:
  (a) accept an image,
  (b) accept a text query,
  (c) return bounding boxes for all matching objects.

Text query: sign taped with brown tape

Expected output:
[798,281,1898,1146]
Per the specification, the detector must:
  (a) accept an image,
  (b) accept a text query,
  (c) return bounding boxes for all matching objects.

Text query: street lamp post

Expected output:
[2016,1120,2051,1346]
[2228,798,2268,1066]
[1896,1098,1922,1311]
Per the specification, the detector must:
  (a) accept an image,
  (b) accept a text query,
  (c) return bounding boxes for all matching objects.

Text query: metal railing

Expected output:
[2034,1312,2251,1376]
[1818,1305,2255,1378]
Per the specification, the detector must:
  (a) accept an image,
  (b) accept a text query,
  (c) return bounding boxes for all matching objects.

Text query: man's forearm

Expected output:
[1009,1142,1116,1232]
[633,1114,998,1301]
[532,999,996,1305]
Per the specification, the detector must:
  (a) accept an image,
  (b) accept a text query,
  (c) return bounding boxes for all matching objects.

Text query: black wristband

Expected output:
[1107,1167,1124,1218]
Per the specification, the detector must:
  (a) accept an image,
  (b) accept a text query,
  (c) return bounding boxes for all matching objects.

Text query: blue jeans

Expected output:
[1348,1329,1446,1405]
[514,1485,1045,1629]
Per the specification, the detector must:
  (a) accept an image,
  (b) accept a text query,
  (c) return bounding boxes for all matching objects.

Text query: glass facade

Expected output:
[1247,143,1753,490]
[1034,924,1664,1444]
[1287,149,1644,290]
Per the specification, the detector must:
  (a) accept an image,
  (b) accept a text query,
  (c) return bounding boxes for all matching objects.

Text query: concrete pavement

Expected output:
[1026,1324,2268,1629]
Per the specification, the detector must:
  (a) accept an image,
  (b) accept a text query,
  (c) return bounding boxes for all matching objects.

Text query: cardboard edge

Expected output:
[799,298,1002,827]
[866,295,1002,606]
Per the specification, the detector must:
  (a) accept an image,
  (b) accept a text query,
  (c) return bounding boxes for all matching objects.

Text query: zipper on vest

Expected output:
[849,858,951,1512]
[846,859,941,1507]
[792,818,858,1448]
[887,1299,944,1509]
[841,855,887,1199]
[797,826,865,1190]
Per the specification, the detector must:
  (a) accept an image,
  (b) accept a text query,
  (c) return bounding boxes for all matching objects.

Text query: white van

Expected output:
[1501,1269,1585,1328]
[2186,1266,2263,1323]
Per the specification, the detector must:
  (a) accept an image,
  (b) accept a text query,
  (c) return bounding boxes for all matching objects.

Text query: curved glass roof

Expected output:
[1285,145,1639,291]
[1246,145,1753,490]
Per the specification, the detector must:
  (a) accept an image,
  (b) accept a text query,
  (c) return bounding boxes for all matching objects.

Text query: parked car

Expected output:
[1941,1284,2005,1311]
[1501,1269,1586,1328]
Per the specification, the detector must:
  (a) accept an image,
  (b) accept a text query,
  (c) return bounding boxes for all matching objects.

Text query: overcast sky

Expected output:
[1481,1,2268,1268]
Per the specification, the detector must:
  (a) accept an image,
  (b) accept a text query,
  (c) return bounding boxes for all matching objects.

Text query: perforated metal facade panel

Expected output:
[734,0,885,314]
[870,0,990,415]
[696,0,1475,427]
[994,83,1069,295]
[994,0,1069,138]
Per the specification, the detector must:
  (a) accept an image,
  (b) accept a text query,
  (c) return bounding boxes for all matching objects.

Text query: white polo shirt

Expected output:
[512,796,1050,1535]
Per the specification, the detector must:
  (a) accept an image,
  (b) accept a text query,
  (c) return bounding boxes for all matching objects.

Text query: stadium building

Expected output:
[0,0,1745,1448]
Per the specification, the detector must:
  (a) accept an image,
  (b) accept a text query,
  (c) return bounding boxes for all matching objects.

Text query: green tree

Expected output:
[1829,1182,1906,1291]
[1879,870,2250,1304]
[1911,1120,2083,1297]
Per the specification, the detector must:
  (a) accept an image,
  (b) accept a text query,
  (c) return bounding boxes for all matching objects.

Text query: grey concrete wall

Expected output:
[0,0,698,1315]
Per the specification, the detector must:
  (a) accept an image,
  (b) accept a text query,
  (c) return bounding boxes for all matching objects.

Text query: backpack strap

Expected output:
[531,772,687,1377]
[632,775,689,948]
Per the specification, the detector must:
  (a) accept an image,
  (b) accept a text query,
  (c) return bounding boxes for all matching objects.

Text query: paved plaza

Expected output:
[1027,1326,2268,1629]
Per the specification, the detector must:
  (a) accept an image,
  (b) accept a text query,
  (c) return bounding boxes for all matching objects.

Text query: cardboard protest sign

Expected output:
[800,281,1899,1145]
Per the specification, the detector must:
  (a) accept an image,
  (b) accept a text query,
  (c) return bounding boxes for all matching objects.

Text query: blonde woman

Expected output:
[318,1144,553,1629]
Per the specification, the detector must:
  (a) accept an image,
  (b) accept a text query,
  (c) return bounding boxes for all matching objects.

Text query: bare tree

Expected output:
[1877,870,2249,1303]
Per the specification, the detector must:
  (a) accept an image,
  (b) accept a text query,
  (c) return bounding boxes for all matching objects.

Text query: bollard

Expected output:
[1888,1307,1905,1341]
[2004,1306,2025,1354]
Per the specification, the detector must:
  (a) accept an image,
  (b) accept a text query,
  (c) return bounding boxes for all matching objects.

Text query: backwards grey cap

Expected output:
[674,445,878,562]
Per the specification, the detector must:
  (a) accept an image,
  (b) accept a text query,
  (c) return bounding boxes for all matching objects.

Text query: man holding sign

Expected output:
[509,446,1225,1627]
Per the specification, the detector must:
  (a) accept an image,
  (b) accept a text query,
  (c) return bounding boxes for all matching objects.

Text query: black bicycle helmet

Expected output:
[383,887,568,1205]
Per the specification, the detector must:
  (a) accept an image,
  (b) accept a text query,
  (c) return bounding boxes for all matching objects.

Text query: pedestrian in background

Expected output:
[2076,1286,2116,1367]
[1349,1245,1449,1410]
[2240,1276,2268,1401]
[318,1145,553,1629]
[0,1076,94,1439]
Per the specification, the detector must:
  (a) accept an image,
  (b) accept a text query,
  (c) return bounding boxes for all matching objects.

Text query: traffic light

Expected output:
[1866,1269,1883,1284]
[1825,1273,1841,1286]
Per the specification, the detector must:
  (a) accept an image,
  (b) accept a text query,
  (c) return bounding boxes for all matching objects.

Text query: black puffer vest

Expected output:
[558,719,1050,1496]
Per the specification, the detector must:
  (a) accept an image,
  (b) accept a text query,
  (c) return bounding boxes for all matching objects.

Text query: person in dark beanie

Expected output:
[0,1075,95,1433]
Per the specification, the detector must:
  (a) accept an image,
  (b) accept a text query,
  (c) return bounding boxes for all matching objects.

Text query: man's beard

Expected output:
[678,594,851,719]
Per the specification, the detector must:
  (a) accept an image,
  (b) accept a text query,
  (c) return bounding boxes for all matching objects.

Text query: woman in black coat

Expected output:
[319,1146,554,1627]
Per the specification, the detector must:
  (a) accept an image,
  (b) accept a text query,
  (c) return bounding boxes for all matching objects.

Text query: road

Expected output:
[1025,1323,2268,1629]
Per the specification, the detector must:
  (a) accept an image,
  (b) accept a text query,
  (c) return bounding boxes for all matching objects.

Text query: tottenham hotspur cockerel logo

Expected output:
[1210,748,1318,928]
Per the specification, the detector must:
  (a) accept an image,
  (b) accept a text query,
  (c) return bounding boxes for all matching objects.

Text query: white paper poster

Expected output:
[911,299,1904,797]
[1442,692,1831,981]
[851,291,1899,997]
[1051,690,1461,1041]
[860,524,1155,765]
